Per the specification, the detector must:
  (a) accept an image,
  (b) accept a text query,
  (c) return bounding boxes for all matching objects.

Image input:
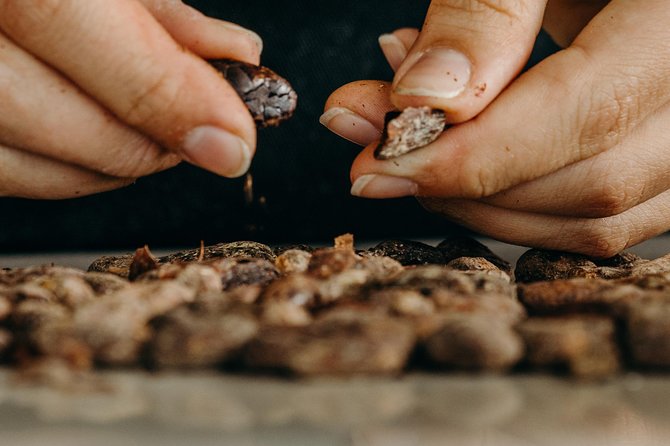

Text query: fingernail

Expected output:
[220,22,263,53]
[182,126,251,178]
[319,107,381,146]
[378,33,407,71]
[395,48,471,99]
[351,174,418,198]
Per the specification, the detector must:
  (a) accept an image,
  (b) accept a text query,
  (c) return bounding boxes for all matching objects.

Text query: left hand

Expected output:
[0,0,262,198]
[321,0,670,257]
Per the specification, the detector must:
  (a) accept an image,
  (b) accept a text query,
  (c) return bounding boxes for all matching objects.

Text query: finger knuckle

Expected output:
[582,173,636,218]
[579,91,634,157]
[0,0,69,39]
[98,137,164,178]
[448,156,501,198]
[571,48,642,158]
[586,191,628,219]
[120,68,182,129]
[574,220,628,258]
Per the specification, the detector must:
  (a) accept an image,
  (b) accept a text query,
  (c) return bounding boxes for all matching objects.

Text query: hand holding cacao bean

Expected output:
[323,0,670,257]
[0,0,269,198]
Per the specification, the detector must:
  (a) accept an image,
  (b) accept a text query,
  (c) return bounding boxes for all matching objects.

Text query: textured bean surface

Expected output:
[210,59,297,128]
[374,107,447,160]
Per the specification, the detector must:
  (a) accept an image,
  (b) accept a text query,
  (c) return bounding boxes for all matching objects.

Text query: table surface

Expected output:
[2,237,670,446]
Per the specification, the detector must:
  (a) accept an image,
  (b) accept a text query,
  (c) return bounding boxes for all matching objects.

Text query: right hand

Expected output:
[0,0,262,199]
[323,0,670,257]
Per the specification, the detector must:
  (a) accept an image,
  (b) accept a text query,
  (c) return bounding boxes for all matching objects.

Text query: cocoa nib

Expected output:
[128,245,158,281]
[374,107,447,160]
[209,59,297,128]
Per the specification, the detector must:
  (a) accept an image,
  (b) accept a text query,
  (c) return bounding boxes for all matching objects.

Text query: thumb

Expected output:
[392,0,547,122]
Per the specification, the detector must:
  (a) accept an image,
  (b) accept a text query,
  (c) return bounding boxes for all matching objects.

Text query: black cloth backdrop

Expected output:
[0,0,559,251]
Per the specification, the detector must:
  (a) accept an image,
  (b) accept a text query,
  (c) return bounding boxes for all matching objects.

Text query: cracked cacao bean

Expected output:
[374,107,447,160]
[210,59,297,128]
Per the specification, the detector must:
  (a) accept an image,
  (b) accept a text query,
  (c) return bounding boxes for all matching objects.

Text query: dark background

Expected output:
[0,0,559,252]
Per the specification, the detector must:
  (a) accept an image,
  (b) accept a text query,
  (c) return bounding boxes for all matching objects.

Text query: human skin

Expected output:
[322,0,670,257]
[0,0,261,198]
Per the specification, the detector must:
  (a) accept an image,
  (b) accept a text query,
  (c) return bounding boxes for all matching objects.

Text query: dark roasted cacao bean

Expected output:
[160,241,275,264]
[87,255,134,278]
[437,236,511,274]
[515,249,643,283]
[374,107,446,160]
[209,59,297,128]
[366,240,445,266]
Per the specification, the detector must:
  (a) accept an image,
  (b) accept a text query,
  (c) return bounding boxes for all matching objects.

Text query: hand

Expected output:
[0,0,262,198]
[321,0,670,257]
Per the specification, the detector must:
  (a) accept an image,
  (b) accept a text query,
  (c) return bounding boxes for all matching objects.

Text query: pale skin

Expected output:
[0,0,261,198]
[322,0,670,257]
[1,1,667,257]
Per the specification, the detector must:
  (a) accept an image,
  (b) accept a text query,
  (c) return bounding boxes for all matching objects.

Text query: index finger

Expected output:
[140,0,263,63]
